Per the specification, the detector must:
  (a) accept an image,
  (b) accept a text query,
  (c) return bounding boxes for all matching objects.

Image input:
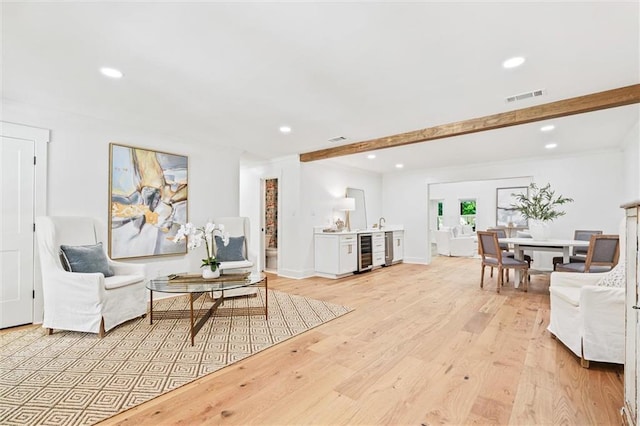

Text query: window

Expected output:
[437,201,444,230]
[460,199,477,230]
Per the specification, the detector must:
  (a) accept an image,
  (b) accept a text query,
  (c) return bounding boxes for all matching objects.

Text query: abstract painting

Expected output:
[109,143,188,259]
[496,186,528,227]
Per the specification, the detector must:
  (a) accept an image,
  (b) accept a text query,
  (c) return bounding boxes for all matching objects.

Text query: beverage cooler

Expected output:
[357,233,373,272]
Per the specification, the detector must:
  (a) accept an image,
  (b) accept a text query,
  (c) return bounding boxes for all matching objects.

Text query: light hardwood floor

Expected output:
[101,256,623,425]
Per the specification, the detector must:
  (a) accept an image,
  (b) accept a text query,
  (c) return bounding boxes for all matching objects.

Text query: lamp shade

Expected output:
[337,197,356,211]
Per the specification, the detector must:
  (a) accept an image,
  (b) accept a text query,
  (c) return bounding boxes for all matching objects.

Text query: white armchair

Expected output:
[434,227,477,257]
[35,216,146,336]
[212,217,256,298]
[548,266,625,367]
[212,216,254,272]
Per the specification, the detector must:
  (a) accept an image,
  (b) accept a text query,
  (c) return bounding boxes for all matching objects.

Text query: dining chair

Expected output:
[555,234,619,273]
[552,229,603,270]
[478,231,529,293]
[486,228,532,282]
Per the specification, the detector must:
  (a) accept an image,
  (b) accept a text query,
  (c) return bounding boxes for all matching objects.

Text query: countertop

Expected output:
[314,225,404,234]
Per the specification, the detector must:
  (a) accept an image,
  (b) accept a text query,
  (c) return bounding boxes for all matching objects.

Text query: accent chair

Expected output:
[548,262,625,367]
[35,216,146,337]
[212,216,256,297]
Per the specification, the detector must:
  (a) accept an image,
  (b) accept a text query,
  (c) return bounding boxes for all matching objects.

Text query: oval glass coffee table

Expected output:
[146,272,267,345]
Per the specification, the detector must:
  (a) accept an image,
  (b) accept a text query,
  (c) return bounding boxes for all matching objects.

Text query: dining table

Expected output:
[498,237,591,287]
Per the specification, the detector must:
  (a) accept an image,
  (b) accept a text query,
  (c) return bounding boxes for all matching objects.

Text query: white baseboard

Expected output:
[276,268,315,280]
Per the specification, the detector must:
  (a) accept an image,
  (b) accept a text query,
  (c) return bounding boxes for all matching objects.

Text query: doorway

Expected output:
[0,122,49,328]
[263,178,278,273]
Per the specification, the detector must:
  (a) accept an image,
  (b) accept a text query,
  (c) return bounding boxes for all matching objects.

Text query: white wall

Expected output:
[383,150,626,265]
[240,155,302,278]
[622,121,640,202]
[300,161,382,276]
[429,177,532,231]
[240,157,382,279]
[3,100,243,279]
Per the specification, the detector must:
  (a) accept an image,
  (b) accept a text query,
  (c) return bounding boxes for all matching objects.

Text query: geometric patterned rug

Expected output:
[0,289,352,426]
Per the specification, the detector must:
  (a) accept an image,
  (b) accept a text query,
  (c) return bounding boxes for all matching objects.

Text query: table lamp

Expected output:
[338,197,356,231]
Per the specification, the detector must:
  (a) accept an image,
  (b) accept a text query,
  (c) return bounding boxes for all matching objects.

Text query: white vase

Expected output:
[528,219,551,240]
[202,267,220,279]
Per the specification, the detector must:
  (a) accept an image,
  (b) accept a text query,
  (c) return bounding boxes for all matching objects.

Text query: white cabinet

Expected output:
[623,201,640,426]
[338,235,357,275]
[314,227,404,278]
[372,232,385,267]
[314,234,357,278]
[392,230,404,263]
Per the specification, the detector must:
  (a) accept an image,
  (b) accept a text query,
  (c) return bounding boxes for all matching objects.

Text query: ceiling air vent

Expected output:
[328,136,347,143]
[505,88,545,103]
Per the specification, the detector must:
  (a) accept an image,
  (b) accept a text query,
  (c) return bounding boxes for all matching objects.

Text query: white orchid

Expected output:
[173,221,229,271]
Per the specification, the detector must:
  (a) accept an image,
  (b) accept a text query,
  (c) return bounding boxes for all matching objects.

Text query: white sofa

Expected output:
[434,226,477,257]
[35,216,146,336]
[548,262,625,367]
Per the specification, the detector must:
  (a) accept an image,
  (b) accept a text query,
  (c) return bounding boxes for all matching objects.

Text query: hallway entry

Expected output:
[264,178,278,272]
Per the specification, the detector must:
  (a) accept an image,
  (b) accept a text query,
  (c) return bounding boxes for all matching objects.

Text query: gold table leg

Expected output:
[189,292,224,346]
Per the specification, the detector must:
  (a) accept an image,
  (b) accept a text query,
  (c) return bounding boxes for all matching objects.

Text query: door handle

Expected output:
[633,306,640,310]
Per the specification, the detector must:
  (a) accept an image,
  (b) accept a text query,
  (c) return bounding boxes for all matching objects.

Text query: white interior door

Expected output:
[1,136,35,328]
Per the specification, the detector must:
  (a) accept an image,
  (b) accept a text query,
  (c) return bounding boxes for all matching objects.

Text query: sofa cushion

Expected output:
[549,286,580,307]
[219,260,253,271]
[215,236,246,261]
[104,274,145,290]
[597,263,625,288]
[59,242,114,277]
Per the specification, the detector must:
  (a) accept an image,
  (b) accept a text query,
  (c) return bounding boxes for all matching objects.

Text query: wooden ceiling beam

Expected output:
[299,83,640,162]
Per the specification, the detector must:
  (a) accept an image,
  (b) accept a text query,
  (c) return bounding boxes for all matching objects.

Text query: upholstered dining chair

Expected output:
[35,216,147,337]
[486,228,532,282]
[552,229,603,270]
[555,234,619,273]
[477,231,529,293]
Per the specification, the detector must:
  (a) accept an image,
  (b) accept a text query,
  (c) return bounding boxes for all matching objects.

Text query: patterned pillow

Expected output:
[597,263,625,288]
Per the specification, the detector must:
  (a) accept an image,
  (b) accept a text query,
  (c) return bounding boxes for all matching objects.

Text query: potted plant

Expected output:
[511,183,573,240]
[172,222,228,278]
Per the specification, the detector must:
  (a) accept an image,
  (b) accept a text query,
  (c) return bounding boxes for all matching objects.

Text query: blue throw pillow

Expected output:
[215,236,246,262]
[59,242,114,277]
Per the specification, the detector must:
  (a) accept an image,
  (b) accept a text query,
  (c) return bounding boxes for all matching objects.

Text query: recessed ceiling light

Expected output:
[502,56,525,69]
[367,154,376,159]
[395,163,404,169]
[100,67,123,78]
[545,143,558,149]
[279,126,292,134]
[540,124,555,132]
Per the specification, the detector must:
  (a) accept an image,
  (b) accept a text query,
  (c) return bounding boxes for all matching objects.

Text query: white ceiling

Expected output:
[2,1,639,173]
